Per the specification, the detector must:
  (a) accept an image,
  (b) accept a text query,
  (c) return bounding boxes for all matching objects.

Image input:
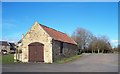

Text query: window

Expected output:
[60,42,63,54]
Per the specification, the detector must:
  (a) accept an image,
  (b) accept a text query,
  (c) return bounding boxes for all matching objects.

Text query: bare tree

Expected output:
[72,27,112,54]
[112,45,120,53]
[71,27,93,53]
[89,35,112,53]
[88,36,98,53]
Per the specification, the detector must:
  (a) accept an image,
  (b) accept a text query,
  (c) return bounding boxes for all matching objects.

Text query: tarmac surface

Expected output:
[2,53,118,72]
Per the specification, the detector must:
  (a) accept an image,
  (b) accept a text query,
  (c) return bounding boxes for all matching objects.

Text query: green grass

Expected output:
[1,54,14,64]
[55,55,81,64]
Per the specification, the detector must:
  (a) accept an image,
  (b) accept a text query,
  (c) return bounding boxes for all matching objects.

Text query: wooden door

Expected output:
[28,42,44,62]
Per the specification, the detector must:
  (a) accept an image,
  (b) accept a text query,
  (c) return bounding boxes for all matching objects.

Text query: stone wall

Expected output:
[52,40,78,62]
[16,22,53,63]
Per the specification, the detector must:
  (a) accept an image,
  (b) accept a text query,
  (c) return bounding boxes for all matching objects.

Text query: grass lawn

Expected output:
[0,54,81,64]
[0,54,14,64]
[55,55,81,64]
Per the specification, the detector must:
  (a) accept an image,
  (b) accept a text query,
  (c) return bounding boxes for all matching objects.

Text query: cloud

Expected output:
[2,31,22,41]
[2,19,21,43]
[111,40,118,43]
[2,19,17,30]
[111,39,119,47]
[0,38,19,44]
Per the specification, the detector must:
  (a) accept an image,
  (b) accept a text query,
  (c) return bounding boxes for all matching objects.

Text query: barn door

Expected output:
[28,42,44,62]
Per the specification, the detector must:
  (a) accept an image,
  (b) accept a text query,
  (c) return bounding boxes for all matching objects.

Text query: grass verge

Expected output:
[55,55,81,64]
[1,54,14,64]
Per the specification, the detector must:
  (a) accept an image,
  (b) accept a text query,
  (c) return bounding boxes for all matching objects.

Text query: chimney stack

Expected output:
[22,34,24,39]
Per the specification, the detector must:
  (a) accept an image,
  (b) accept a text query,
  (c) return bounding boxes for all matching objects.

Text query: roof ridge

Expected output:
[39,23,77,45]
[17,22,77,45]
[39,24,67,35]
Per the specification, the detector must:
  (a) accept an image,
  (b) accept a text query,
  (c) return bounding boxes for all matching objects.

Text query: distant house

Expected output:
[0,41,16,54]
[0,41,10,54]
[17,22,78,63]
[9,43,16,53]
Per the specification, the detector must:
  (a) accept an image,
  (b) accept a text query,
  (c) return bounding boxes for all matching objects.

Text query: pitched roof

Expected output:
[0,41,10,46]
[40,24,77,45]
[9,43,16,46]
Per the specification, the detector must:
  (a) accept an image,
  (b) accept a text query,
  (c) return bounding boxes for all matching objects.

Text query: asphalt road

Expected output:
[2,53,118,72]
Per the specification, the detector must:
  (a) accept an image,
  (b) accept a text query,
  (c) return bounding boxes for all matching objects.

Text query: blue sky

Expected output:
[2,2,118,47]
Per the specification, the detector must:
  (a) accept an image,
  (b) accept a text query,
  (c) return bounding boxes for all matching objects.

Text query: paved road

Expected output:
[2,53,118,72]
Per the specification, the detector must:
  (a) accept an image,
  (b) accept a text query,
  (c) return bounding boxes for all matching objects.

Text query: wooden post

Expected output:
[16,47,18,62]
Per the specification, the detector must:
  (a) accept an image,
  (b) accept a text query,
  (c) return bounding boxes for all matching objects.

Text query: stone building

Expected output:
[16,22,78,63]
[0,41,10,54]
[0,41,16,54]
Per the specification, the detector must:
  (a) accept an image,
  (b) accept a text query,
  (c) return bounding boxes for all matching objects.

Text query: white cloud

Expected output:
[2,19,22,44]
[2,19,17,29]
[111,40,118,43]
[111,39,119,47]
[0,38,18,44]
